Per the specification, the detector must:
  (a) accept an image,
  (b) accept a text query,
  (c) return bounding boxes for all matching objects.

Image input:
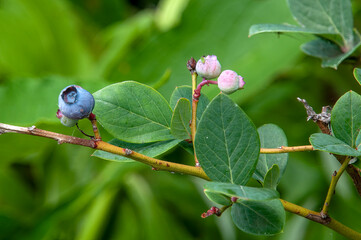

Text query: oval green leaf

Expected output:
[204,191,232,206]
[310,133,361,157]
[204,182,279,202]
[249,23,331,37]
[353,68,361,86]
[301,32,361,69]
[93,81,174,143]
[170,98,191,140]
[331,91,361,148]
[195,94,260,185]
[231,199,285,235]
[288,0,353,47]
[263,165,280,190]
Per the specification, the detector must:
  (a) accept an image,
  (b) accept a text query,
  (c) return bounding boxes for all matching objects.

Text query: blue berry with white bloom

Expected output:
[58,85,95,122]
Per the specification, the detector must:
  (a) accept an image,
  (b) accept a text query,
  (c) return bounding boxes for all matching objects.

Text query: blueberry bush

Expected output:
[1,0,361,239]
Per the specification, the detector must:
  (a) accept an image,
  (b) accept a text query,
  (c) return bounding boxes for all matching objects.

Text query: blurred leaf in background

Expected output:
[1,0,361,239]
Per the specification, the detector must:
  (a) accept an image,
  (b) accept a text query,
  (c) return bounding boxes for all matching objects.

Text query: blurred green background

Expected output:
[1,0,361,239]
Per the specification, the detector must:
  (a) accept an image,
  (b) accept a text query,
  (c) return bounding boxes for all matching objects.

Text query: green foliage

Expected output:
[204,182,285,235]
[253,124,288,185]
[263,165,280,190]
[249,0,359,69]
[353,68,361,86]
[204,182,280,202]
[170,98,192,140]
[331,91,361,148]
[309,91,361,159]
[93,81,174,143]
[195,94,260,185]
[289,0,353,46]
[310,133,361,156]
[231,199,285,235]
[2,0,361,239]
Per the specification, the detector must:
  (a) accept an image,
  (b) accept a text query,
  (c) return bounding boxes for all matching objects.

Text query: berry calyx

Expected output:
[56,109,78,127]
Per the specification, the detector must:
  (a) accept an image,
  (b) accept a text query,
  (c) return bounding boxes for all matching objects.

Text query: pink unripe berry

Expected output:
[196,55,221,79]
[217,70,245,94]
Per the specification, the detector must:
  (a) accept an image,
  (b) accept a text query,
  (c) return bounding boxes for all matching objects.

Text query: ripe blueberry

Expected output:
[58,85,95,121]
[196,55,222,79]
[217,70,245,94]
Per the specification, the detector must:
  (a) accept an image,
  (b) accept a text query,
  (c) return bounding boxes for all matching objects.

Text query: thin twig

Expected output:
[260,145,314,153]
[0,123,96,147]
[88,113,101,140]
[190,72,199,166]
[321,157,351,218]
[0,123,210,180]
[281,199,361,240]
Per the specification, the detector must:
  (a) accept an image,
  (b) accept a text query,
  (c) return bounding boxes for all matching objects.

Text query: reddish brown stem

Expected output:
[193,79,217,100]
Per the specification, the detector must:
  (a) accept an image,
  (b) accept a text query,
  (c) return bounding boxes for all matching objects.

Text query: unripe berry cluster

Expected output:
[196,55,245,94]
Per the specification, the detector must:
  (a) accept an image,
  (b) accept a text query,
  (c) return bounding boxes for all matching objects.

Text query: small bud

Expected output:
[217,70,245,94]
[196,55,221,79]
[187,57,197,73]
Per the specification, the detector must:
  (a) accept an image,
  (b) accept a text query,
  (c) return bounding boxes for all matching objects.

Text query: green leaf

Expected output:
[301,38,343,59]
[310,133,361,156]
[301,32,361,69]
[170,98,191,140]
[93,81,174,143]
[231,199,285,235]
[204,191,232,206]
[263,165,280,190]
[169,86,209,123]
[353,68,361,86]
[331,91,361,148]
[249,0,358,69]
[253,124,288,183]
[204,182,279,203]
[195,94,260,185]
[249,23,331,37]
[92,139,180,162]
[288,0,353,47]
